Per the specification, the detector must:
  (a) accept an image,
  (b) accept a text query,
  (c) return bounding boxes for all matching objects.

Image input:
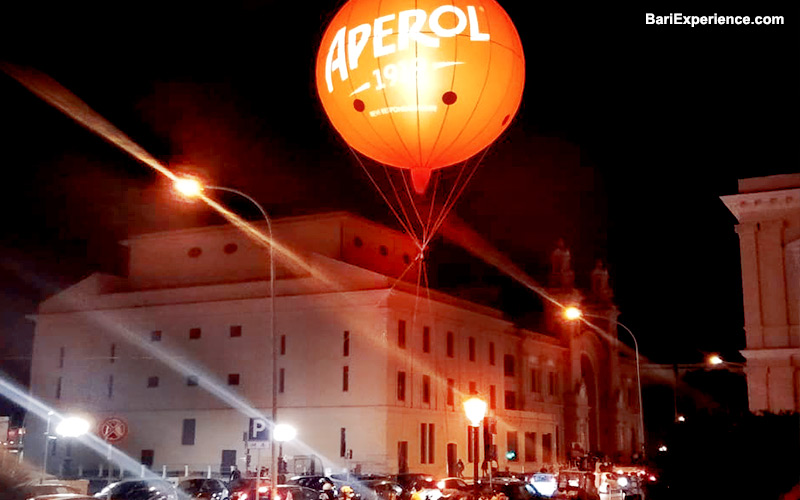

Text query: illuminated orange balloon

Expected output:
[316,0,525,193]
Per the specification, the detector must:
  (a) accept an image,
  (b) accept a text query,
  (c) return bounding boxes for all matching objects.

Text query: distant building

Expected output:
[27,212,640,478]
[722,174,800,412]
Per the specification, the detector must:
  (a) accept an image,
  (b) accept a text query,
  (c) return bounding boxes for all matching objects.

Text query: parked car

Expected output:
[476,478,537,500]
[351,479,403,500]
[177,478,229,500]
[390,474,436,500]
[94,479,179,500]
[229,481,318,500]
[527,473,557,498]
[23,483,95,500]
[435,478,472,499]
[286,476,338,493]
[553,471,598,500]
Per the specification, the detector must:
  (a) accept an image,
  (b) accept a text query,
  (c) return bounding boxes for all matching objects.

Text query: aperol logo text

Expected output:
[324,5,490,93]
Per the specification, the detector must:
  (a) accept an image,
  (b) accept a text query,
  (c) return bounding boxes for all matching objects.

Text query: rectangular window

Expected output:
[543,433,553,463]
[343,366,349,392]
[141,449,154,467]
[467,426,475,463]
[59,347,65,369]
[504,390,516,410]
[428,423,435,464]
[343,331,350,357]
[446,331,454,358]
[110,343,116,364]
[151,330,162,342]
[469,381,477,395]
[489,342,495,365]
[340,428,346,457]
[420,423,428,464]
[422,375,431,403]
[230,325,242,338]
[548,372,557,396]
[189,328,201,339]
[490,385,496,409]
[181,419,196,445]
[398,320,406,348]
[397,371,406,401]
[107,375,114,399]
[524,432,537,462]
[507,432,519,461]
[187,376,198,386]
[531,369,541,393]
[447,379,455,406]
[279,369,285,393]
[280,335,286,355]
[228,373,240,386]
[147,376,159,388]
[420,423,435,464]
[468,337,476,361]
[504,354,515,377]
[422,327,430,353]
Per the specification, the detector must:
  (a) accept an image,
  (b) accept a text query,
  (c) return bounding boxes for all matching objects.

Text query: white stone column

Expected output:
[735,222,764,348]
[757,220,790,347]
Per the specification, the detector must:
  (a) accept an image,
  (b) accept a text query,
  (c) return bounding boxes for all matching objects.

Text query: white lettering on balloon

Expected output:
[324,5,489,93]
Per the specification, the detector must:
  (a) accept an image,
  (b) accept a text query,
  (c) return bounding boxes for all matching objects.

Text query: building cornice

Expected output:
[741,347,800,361]
[720,187,800,222]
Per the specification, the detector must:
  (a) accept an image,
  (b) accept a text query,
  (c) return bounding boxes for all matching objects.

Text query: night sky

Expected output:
[0,1,797,419]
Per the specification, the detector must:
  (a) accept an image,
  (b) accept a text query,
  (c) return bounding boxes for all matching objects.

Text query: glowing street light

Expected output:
[273,424,297,443]
[463,397,487,492]
[274,424,296,482]
[174,177,204,198]
[174,177,277,498]
[565,307,645,459]
[564,306,582,321]
[55,416,90,438]
[658,445,668,452]
[677,415,686,423]
[707,354,723,366]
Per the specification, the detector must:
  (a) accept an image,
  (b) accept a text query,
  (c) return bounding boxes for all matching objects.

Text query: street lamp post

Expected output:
[175,179,277,495]
[55,416,90,477]
[41,411,54,483]
[463,397,487,497]
[564,307,645,460]
[273,423,296,483]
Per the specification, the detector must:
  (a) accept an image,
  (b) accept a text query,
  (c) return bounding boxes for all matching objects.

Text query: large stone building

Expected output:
[722,174,800,413]
[26,212,640,478]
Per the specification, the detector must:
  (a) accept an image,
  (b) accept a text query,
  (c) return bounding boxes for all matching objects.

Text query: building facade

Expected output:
[27,212,640,478]
[722,174,800,413]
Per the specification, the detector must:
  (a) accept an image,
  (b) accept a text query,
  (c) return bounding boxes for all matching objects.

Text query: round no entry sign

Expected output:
[99,417,128,442]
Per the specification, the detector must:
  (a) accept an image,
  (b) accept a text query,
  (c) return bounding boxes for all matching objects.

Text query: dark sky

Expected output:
[0,1,798,418]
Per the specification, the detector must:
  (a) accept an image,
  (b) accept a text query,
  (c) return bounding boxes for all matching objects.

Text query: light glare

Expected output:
[463,397,487,426]
[708,354,723,365]
[564,307,582,320]
[55,416,90,437]
[175,178,204,197]
[274,423,297,442]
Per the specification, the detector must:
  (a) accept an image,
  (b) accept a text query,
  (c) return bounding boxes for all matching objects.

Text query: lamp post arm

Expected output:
[207,186,276,495]
[615,320,645,459]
